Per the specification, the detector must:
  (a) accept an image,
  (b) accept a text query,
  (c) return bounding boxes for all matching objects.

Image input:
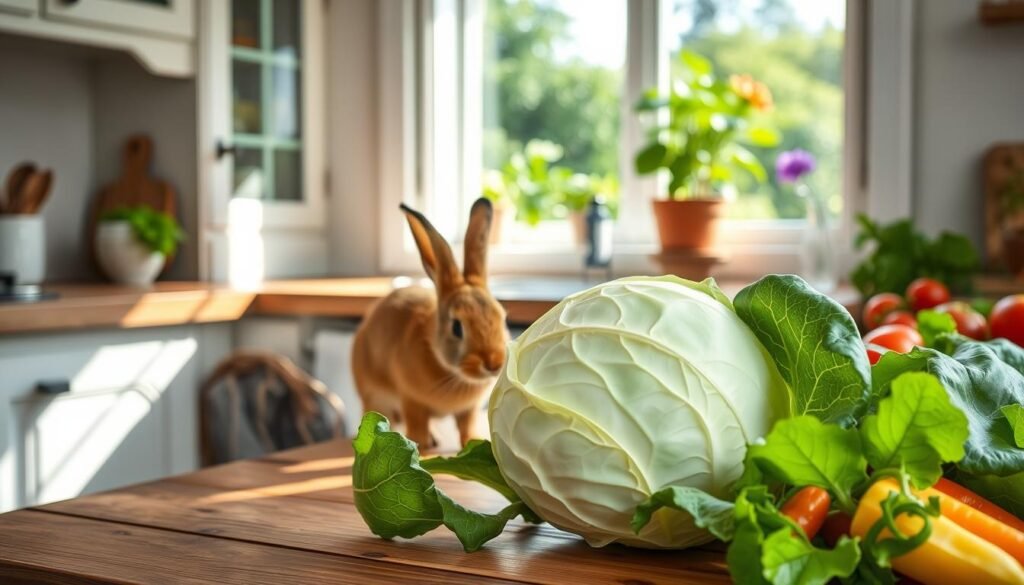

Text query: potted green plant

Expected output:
[482,140,567,244]
[96,205,184,287]
[634,51,780,251]
[560,172,619,244]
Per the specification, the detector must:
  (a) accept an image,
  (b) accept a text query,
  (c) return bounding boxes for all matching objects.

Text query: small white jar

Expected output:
[95,221,165,287]
[0,216,46,285]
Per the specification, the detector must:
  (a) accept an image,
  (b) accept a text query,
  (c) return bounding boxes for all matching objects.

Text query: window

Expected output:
[481,0,627,245]
[380,0,860,275]
[667,0,846,220]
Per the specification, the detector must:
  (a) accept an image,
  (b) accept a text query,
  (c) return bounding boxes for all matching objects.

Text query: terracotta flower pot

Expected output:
[651,198,724,251]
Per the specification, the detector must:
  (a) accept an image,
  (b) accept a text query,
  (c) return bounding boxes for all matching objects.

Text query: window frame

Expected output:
[377,0,882,279]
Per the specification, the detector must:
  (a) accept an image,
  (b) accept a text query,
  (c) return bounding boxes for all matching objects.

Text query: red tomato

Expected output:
[991,295,1024,347]
[881,310,917,329]
[906,278,950,311]
[863,324,924,354]
[820,512,853,548]
[866,343,890,365]
[863,293,905,330]
[933,301,989,340]
[780,486,831,539]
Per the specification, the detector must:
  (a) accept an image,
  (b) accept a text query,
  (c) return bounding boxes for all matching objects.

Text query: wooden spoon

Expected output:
[2,163,36,214]
[22,169,53,214]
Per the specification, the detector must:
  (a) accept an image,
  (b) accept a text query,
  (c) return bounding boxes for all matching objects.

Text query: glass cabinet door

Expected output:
[230,0,304,202]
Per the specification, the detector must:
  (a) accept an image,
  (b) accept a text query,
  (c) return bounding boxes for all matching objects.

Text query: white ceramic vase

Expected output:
[0,216,46,285]
[95,221,165,287]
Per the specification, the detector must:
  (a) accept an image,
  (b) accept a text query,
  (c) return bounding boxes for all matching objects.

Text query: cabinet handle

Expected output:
[216,141,238,159]
[36,380,70,395]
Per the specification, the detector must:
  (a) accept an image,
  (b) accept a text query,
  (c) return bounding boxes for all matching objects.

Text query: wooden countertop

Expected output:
[0,439,731,584]
[1,276,865,335]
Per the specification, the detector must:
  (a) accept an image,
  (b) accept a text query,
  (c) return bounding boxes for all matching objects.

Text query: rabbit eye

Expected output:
[451,319,463,340]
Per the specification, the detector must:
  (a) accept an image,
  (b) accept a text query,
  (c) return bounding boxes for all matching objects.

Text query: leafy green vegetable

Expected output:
[761,531,861,585]
[631,486,736,541]
[734,275,871,424]
[850,215,978,298]
[747,416,867,510]
[352,412,534,552]
[101,205,184,256]
[915,310,957,348]
[1001,404,1024,449]
[859,372,968,488]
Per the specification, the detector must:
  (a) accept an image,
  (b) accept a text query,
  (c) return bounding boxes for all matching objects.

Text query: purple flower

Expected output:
[775,149,816,183]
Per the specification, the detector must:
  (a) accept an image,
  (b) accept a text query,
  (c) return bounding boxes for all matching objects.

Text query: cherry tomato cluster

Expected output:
[861,278,1024,364]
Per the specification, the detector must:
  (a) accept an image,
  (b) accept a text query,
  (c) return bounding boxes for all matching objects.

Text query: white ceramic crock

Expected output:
[95,221,165,287]
[0,216,46,284]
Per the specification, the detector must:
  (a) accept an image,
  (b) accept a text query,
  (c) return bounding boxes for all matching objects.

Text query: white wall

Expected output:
[326,0,380,276]
[0,47,95,282]
[913,1,1024,254]
[0,40,198,282]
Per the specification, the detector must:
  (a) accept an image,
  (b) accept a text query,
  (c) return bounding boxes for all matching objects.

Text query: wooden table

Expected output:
[0,439,731,584]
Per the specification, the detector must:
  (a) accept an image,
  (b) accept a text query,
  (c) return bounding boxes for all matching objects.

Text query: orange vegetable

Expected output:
[780,486,830,539]
[933,478,1024,534]
[851,479,1024,585]
[920,480,1024,566]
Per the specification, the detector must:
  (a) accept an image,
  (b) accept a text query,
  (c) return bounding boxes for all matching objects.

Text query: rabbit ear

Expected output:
[400,203,462,291]
[463,198,493,286]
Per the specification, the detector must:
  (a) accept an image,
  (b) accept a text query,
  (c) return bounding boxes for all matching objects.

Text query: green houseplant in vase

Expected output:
[96,205,184,287]
[634,51,780,253]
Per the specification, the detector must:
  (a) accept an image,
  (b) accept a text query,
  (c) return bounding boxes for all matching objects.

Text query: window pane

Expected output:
[273,0,302,58]
[668,0,845,220]
[273,149,303,201]
[232,60,263,134]
[231,0,261,49]
[482,0,626,232]
[272,64,301,139]
[233,148,265,199]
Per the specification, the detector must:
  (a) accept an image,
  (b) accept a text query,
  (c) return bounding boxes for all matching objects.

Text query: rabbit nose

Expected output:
[484,351,505,374]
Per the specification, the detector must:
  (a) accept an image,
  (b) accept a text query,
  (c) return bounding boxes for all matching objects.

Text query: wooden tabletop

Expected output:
[0,276,865,335]
[0,439,730,584]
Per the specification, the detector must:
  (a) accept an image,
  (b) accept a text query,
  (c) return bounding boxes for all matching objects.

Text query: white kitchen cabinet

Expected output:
[199,0,328,282]
[0,324,230,512]
[43,0,194,40]
[0,0,35,16]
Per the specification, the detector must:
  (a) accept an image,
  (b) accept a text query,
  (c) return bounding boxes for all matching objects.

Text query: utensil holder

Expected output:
[0,216,45,284]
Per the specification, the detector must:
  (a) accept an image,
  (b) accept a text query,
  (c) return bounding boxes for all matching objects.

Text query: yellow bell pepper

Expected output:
[851,479,1024,585]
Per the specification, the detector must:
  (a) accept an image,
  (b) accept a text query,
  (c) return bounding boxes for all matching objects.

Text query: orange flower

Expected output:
[730,74,773,112]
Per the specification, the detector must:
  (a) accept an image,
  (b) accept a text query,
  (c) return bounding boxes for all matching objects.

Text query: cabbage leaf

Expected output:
[734,275,871,424]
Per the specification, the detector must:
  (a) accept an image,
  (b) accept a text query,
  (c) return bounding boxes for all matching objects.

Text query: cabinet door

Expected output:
[0,326,222,512]
[43,0,194,40]
[199,0,327,281]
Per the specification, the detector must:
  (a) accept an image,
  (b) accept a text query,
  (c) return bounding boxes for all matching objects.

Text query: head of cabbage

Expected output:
[488,276,790,548]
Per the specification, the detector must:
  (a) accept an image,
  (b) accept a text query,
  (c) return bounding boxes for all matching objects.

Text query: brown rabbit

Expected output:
[352,198,509,448]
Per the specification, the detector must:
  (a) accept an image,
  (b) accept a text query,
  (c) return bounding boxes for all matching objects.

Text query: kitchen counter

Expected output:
[0,276,865,335]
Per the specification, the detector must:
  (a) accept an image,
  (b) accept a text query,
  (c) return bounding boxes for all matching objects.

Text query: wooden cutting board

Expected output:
[983,143,1024,273]
[89,134,178,272]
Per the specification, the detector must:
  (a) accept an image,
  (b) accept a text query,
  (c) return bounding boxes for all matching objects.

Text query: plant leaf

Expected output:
[734,275,871,424]
[1001,404,1024,449]
[635,143,668,174]
[860,372,968,487]
[352,412,531,551]
[761,531,861,585]
[916,310,957,348]
[632,486,735,541]
[748,416,867,503]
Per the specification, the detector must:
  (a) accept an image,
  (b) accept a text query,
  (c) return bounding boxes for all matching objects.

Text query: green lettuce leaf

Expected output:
[352,412,533,551]
[1001,404,1024,449]
[915,310,957,347]
[761,531,861,585]
[735,275,870,424]
[631,486,735,541]
[860,372,968,488]
[747,416,867,509]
